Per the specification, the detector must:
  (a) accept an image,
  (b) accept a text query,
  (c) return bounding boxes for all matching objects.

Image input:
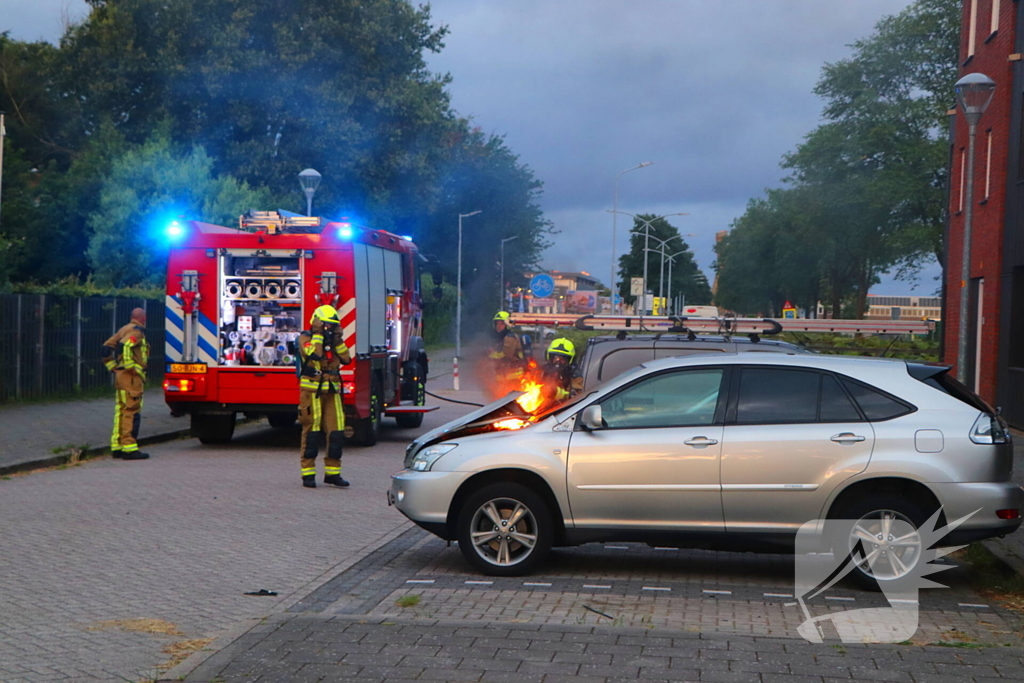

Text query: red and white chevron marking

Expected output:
[339,298,356,377]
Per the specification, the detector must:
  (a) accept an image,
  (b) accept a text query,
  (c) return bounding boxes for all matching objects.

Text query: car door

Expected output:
[566,366,727,531]
[720,367,874,532]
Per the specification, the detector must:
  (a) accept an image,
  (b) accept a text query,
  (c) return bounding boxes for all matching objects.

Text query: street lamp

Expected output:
[298,168,322,217]
[499,235,519,309]
[954,72,996,383]
[664,247,698,315]
[456,210,482,388]
[0,112,6,230]
[610,210,688,314]
[612,162,653,313]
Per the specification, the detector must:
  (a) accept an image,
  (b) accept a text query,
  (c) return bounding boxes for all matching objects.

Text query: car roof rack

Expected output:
[512,314,934,338]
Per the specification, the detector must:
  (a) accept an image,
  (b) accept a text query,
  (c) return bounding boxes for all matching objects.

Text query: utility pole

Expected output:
[0,113,6,230]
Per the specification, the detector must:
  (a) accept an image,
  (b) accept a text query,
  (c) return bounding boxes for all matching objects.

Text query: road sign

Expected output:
[530,297,555,307]
[782,300,797,319]
[530,273,555,298]
[630,277,644,296]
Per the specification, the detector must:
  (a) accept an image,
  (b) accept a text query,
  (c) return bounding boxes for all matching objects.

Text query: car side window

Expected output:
[819,374,862,422]
[840,377,914,421]
[736,368,818,424]
[600,368,724,429]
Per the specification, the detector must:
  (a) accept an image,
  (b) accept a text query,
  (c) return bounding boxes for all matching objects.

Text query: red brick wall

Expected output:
[944,0,1015,404]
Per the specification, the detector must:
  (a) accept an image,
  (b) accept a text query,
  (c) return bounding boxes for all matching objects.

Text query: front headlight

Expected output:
[410,443,458,471]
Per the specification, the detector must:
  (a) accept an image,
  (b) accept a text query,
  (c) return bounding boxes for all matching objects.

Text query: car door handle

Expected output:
[831,433,866,444]
[684,436,718,447]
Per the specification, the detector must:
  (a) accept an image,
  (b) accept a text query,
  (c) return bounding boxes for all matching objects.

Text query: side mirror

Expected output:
[580,405,603,431]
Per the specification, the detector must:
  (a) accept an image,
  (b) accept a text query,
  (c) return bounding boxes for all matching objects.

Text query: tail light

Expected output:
[164,378,195,392]
[997,509,1020,520]
[342,381,355,395]
[970,413,1009,444]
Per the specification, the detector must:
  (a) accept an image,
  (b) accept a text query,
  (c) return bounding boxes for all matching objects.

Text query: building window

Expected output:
[968,0,978,57]
[959,148,966,211]
[985,130,993,199]
[992,0,1001,35]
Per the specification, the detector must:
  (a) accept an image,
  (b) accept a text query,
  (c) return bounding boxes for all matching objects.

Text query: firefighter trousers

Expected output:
[111,370,144,452]
[299,389,344,477]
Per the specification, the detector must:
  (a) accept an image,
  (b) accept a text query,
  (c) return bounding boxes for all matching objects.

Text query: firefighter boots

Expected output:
[303,475,317,488]
[324,474,350,487]
[121,451,150,460]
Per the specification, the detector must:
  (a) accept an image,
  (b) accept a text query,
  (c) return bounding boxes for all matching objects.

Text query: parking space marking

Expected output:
[653,547,678,550]
[958,603,990,608]
[465,580,493,586]
[703,589,733,596]
[523,582,552,587]
[642,586,671,591]
[825,596,856,602]
[764,593,793,598]
[583,584,611,589]
[604,545,629,550]
[405,579,435,584]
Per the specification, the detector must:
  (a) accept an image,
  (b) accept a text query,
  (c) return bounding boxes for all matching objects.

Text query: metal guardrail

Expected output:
[0,295,165,403]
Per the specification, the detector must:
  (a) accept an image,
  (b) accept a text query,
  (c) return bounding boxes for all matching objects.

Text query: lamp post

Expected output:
[610,211,687,314]
[499,235,519,308]
[298,168,322,217]
[0,112,6,230]
[612,162,652,312]
[456,210,482,388]
[954,73,996,383]
[664,247,697,315]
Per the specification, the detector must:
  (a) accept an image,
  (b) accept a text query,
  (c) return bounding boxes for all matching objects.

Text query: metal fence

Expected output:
[0,295,165,403]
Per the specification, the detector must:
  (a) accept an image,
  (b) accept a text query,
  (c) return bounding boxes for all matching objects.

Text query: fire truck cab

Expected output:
[163,211,434,446]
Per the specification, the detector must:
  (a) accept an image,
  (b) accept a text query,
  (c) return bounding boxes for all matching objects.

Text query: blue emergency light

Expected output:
[338,223,353,239]
[166,220,184,237]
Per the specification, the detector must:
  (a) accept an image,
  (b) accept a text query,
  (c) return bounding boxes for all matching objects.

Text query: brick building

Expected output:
[945,0,1024,426]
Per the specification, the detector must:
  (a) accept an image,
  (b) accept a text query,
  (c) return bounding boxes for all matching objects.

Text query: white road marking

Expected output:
[583,584,611,589]
[703,590,732,595]
[958,603,989,608]
[405,579,435,584]
[604,545,629,550]
[464,580,493,585]
[642,586,671,592]
[825,596,856,602]
[764,593,793,598]
[523,582,552,587]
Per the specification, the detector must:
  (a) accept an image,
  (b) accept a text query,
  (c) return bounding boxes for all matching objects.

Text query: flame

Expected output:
[493,418,529,431]
[515,380,547,413]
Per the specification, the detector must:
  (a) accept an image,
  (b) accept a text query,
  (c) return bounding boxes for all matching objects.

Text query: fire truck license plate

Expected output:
[169,363,207,374]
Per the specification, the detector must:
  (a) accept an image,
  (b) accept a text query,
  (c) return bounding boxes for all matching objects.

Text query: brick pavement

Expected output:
[0,390,481,683]
[981,430,1024,576]
[178,614,1024,683]
[0,387,189,474]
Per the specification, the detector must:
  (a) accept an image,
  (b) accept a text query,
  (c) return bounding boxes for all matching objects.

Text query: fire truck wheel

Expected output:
[396,361,426,429]
[267,413,297,430]
[353,382,382,446]
[192,413,237,445]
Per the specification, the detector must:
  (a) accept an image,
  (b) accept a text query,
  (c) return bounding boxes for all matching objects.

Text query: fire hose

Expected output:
[424,390,483,407]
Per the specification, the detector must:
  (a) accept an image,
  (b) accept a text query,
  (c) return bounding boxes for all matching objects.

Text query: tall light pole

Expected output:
[610,211,687,314]
[612,162,652,313]
[456,210,482,388]
[298,168,322,217]
[954,73,996,383]
[0,113,6,230]
[499,235,519,308]
[665,247,696,315]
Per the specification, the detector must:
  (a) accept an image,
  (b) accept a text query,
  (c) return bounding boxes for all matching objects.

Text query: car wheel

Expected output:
[267,412,297,430]
[836,495,934,592]
[456,483,553,576]
[396,361,425,429]
[192,413,236,445]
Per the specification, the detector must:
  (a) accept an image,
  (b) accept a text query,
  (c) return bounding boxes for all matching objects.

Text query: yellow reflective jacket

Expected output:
[102,323,149,381]
[298,324,352,393]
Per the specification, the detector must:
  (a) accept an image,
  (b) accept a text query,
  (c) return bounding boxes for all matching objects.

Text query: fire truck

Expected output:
[162,211,435,446]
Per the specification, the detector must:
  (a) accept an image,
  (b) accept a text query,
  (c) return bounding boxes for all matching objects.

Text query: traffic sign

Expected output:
[630,278,644,296]
[530,273,555,298]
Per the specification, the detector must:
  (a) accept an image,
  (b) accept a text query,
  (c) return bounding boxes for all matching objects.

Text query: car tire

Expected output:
[456,482,553,577]
[396,361,425,429]
[833,494,937,592]
[353,380,381,447]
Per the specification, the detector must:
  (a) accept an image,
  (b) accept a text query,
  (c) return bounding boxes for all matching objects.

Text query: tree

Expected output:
[87,136,271,286]
[617,214,711,309]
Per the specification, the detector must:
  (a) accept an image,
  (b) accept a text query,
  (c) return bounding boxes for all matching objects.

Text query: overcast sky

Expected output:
[3,0,937,295]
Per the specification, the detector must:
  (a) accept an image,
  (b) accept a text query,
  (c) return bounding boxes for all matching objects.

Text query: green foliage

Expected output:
[715,0,958,318]
[6,275,164,299]
[420,273,457,348]
[86,136,272,286]
[616,214,711,308]
[779,332,939,362]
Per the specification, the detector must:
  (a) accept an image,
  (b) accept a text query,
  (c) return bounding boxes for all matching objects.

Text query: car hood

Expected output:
[405,392,529,462]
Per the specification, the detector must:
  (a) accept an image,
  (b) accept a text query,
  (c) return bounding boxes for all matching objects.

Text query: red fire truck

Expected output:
[162,211,434,446]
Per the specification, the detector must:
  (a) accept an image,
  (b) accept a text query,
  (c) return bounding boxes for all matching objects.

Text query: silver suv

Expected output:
[388,353,1021,587]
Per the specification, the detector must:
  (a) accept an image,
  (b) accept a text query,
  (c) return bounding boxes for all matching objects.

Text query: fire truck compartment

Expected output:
[216,368,297,405]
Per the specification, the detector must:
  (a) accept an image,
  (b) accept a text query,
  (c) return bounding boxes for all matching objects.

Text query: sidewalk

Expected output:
[0,387,189,475]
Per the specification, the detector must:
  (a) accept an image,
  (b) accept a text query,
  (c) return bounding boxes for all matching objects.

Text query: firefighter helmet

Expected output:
[546,338,576,362]
[493,311,512,324]
[311,305,341,325]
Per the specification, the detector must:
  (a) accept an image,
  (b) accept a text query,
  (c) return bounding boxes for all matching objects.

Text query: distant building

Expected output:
[863,295,942,321]
[522,270,605,314]
[944,0,1024,425]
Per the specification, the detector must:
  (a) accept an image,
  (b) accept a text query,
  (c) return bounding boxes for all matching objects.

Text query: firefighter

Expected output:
[541,338,584,403]
[489,311,525,390]
[102,308,150,460]
[297,305,353,488]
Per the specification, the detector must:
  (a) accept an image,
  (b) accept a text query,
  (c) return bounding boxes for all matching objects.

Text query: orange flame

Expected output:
[493,418,529,431]
[515,380,547,413]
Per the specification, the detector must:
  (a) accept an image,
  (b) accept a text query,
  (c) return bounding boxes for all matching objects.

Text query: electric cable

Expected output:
[424,389,483,407]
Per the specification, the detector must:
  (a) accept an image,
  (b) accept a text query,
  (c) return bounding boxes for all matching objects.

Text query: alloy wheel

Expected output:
[848,509,923,582]
[469,497,539,567]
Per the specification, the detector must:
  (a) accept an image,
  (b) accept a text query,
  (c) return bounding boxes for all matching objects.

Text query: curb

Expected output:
[0,426,193,477]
